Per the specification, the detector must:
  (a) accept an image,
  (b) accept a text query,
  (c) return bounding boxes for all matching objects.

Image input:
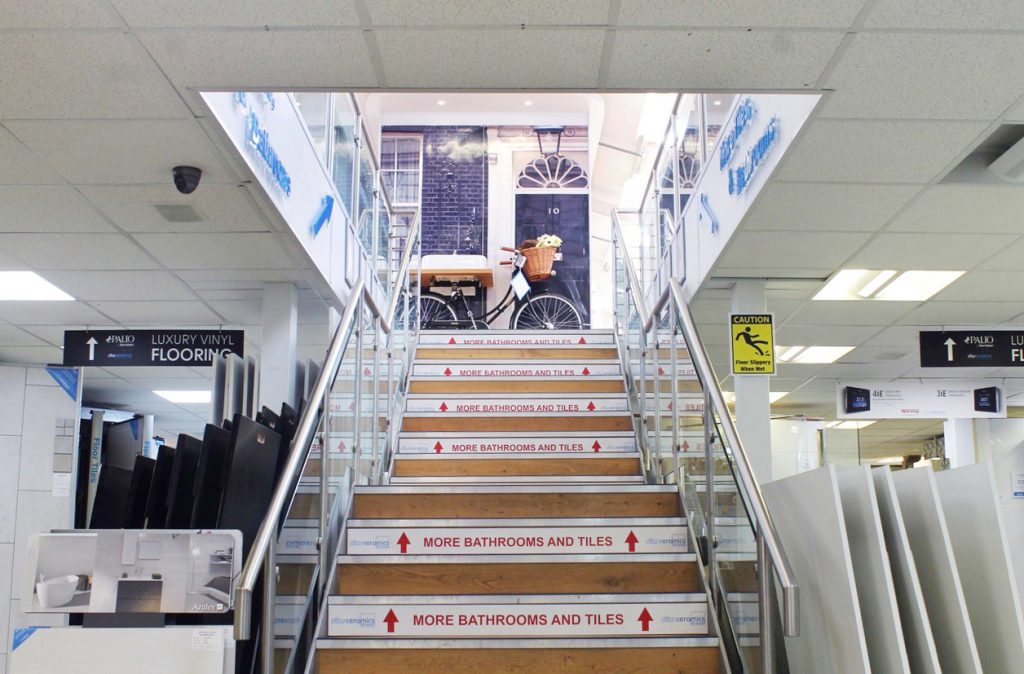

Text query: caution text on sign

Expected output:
[729,313,775,375]
[346,526,688,555]
[327,602,707,637]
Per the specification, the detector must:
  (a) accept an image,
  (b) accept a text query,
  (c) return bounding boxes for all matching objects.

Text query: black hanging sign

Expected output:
[919,330,1024,368]
[63,329,244,367]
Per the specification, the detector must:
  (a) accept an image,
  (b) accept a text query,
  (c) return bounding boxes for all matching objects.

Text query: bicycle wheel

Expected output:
[511,293,582,330]
[415,294,458,329]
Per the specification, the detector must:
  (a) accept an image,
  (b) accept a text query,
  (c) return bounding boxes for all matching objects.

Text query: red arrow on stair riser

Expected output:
[638,608,653,632]
[443,367,453,376]
[384,609,399,633]
[586,401,596,412]
[625,531,639,553]
[681,441,690,451]
[581,367,590,376]
[578,337,587,344]
[592,441,601,452]
[433,441,443,453]
[439,402,448,412]
[448,337,456,344]
[397,532,410,554]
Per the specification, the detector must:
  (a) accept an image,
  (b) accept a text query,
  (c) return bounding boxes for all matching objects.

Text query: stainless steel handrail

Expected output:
[610,210,651,330]
[233,207,421,641]
[383,208,421,331]
[656,277,799,637]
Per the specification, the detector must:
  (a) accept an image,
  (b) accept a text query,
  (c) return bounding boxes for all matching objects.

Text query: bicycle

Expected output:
[416,246,583,330]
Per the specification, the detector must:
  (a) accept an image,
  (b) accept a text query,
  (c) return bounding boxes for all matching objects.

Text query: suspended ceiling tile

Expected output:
[132,233,297,270]
[205,300,263,326]
[864,0,1024,29]
[820,33,1024,120]
[606,30,842,89]
[24,324,95,346]
[0,301,113,327]
[376,28,605,88]
[0,345,64,365]
[973,238,1024,271]
[138,29,376,89]
[775,119,989,183]
[617,0,865,27]
[860,324,930,348]
[848,232,1017,269]
[0,32,188,120]
[0,127,62,185]
[888,185,1024,234]
[932,271,1024,302]
[176,268,307,284]
[900,366,1002,379]
[88,300,221,325]
[815,361,917,379]
[368,0,610,25]
[0,324,47,347]
[109,366,206,380]
[111,0,360,27]
[43,271,196,302]
[0,186,116,233]
[0,233,158,271]
[195,289,263,301]
[0,1,121,28]
[78,184,271,234]
[895,301,1024,327]
[776,324,883,346]
[786,301,914,327]
[717,231,873,270]
[2,119,236,185]
[744,182,919,232]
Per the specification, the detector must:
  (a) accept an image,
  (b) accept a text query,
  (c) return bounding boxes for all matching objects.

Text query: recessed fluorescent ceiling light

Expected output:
[776,345,854,364]
[0,271,74,301]
[873,270,965,301]
[876,456,906,465]
[154,390,211,404]
[524,100,533,106]
[722,391,788,404]
[815,269,963,301]
[825,420,877,430]
[436,99,446,106]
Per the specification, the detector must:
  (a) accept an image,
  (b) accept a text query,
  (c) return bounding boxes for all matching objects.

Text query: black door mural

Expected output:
[515,193,590,326]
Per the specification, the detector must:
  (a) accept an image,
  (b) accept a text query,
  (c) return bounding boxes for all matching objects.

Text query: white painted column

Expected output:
[731,279,772,483]
[944,418,976,468]
[259,283,298,411]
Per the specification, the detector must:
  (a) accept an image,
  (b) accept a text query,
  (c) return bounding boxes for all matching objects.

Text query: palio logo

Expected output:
[105,334,135,345]
[965,335,995,345]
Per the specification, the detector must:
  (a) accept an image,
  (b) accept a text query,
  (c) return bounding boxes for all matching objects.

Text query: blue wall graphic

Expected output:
[515,193,590,326]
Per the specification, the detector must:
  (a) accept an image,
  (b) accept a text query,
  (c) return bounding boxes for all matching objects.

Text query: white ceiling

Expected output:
[0,0,1022,454]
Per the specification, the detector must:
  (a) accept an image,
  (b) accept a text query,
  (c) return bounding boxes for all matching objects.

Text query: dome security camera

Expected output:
[172,166,202,194]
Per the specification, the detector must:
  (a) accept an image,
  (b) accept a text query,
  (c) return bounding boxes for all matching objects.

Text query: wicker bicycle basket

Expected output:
[521,246,556,282]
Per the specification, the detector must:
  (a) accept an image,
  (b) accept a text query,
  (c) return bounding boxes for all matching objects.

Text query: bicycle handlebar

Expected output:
[500,246,517,253]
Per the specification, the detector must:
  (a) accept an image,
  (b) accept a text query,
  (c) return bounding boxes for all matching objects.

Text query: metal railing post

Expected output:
[759,532,777,674]
[261,538,277,674]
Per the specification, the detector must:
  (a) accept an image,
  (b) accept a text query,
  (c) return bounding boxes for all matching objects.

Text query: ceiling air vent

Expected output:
[989,134,1024,182]
[941,124,1024,184]
[153,204,204,223]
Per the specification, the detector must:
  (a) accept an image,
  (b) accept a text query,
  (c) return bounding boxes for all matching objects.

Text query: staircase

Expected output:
[314,330,724,673]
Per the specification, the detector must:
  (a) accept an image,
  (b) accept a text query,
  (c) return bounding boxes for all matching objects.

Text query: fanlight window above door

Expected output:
[517,155,589,189]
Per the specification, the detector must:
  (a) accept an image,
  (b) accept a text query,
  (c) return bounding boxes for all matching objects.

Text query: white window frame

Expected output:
[380,133,423,206]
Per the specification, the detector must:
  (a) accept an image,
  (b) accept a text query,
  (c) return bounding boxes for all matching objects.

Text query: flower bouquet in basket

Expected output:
[518,234,562,281]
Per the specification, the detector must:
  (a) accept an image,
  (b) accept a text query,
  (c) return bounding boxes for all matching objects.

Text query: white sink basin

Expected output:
[37,575,79,608]
[421,254,489,269]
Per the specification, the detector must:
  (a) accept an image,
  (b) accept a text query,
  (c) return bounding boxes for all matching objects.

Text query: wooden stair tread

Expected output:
[352,491,681,519]
[318,646,721,673]
[391,457,641,478]
[334,561,700,595]
[417,347,618,360]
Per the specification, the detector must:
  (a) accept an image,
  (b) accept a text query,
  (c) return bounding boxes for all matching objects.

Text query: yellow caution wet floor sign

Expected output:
[730,314,775,375]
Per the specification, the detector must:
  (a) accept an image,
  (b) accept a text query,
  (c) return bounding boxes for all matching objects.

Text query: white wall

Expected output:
[0,364,81,672]
[974,418,1024,609]
[771,417,823,480]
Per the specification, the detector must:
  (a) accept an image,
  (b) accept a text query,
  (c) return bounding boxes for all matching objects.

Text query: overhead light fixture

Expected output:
[712,99,722,106]
[722,391,788,404]
[0,272,74,301]
[436,99,446,106]
[524,100,533,107]
[873,270,965,302]
[815,268,963,301]
[875,456,906,465]
[154,390,211,404]
[825,420,877,430]
[856,269,897,298]
[777,345,855,364]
